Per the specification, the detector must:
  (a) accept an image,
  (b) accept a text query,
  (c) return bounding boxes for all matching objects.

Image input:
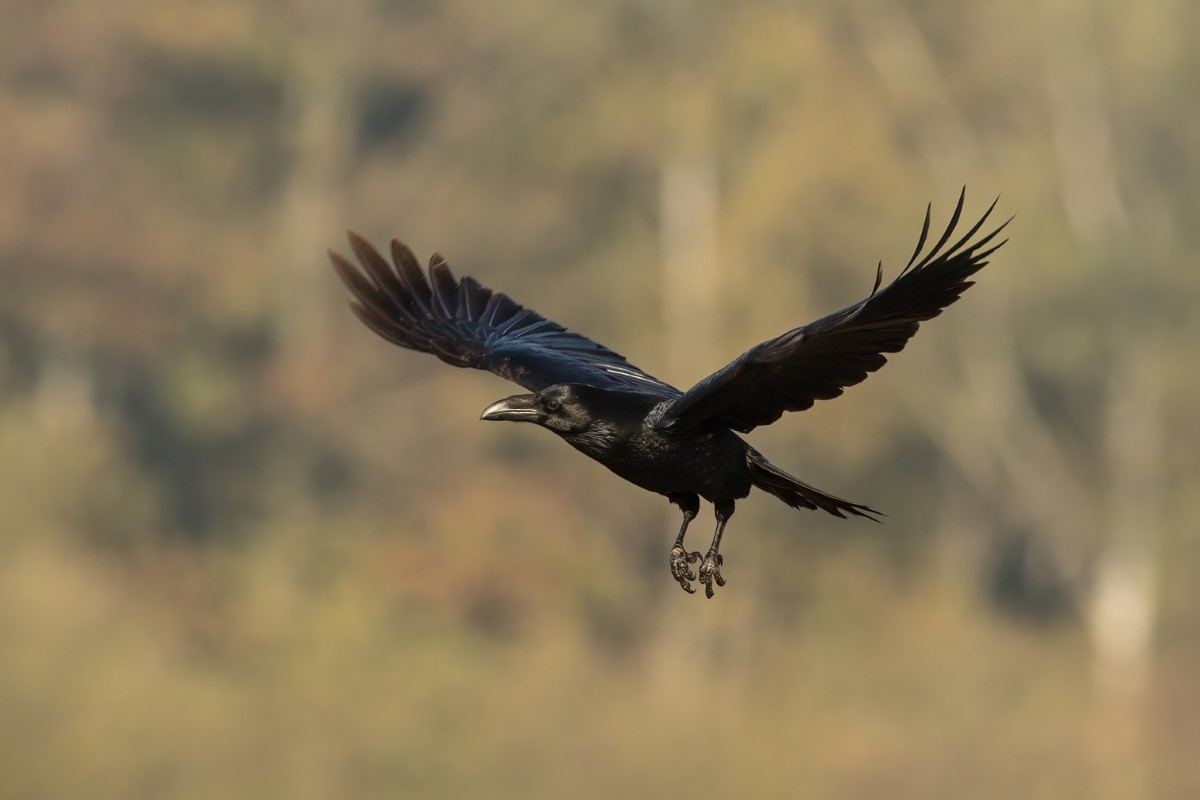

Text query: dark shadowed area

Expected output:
[2,1,1197,798]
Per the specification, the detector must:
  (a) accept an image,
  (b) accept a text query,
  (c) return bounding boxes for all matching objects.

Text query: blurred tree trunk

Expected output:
[274,2,363,372]
[1093,351,1162,699]
[660,160,720,386]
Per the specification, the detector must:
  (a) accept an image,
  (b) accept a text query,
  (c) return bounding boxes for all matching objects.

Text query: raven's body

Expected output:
[332,190,1008,597]
[533,387,751,502]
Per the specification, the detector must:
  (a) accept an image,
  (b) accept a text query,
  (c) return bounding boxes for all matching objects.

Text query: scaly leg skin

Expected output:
[667,493,703,594]
[699,499,734,599]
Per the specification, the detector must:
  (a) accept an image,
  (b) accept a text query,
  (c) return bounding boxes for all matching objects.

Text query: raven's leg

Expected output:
[698,499,734,599]
[667,492,702,594]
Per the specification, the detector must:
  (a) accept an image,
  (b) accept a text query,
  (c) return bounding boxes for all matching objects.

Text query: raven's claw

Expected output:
[698,552,725,599]
[670,545,702,594]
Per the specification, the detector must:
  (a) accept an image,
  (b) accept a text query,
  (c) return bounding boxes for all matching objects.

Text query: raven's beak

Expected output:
[480,393,540,422]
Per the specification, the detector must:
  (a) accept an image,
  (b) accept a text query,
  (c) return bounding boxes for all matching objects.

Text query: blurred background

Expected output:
[2,0,1198,797]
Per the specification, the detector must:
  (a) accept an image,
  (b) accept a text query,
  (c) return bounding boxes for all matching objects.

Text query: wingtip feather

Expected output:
[905,202,933,272]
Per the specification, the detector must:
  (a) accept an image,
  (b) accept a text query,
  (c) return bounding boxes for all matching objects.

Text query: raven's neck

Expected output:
[557,391,658,461]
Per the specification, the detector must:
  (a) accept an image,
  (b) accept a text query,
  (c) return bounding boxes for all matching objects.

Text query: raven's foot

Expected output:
[669,545,703,594]
[698,552,725,599]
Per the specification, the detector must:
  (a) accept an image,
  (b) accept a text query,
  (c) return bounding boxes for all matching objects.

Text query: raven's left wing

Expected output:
[654,191,1010,433]
[331,233,678,397]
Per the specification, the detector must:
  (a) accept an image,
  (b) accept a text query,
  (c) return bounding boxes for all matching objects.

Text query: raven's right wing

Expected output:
[330,233,678,397]
[653,191,1009,432]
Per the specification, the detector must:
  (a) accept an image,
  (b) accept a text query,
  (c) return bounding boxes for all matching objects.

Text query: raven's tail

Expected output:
[746,448,882,521]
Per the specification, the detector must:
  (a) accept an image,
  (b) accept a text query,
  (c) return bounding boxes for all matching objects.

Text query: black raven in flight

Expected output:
[331,191,1008,598]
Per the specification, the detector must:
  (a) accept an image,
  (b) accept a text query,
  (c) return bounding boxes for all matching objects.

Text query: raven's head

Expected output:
[479,383,600,435]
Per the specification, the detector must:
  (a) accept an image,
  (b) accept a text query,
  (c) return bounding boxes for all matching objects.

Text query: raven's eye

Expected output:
[544,398,561,412]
